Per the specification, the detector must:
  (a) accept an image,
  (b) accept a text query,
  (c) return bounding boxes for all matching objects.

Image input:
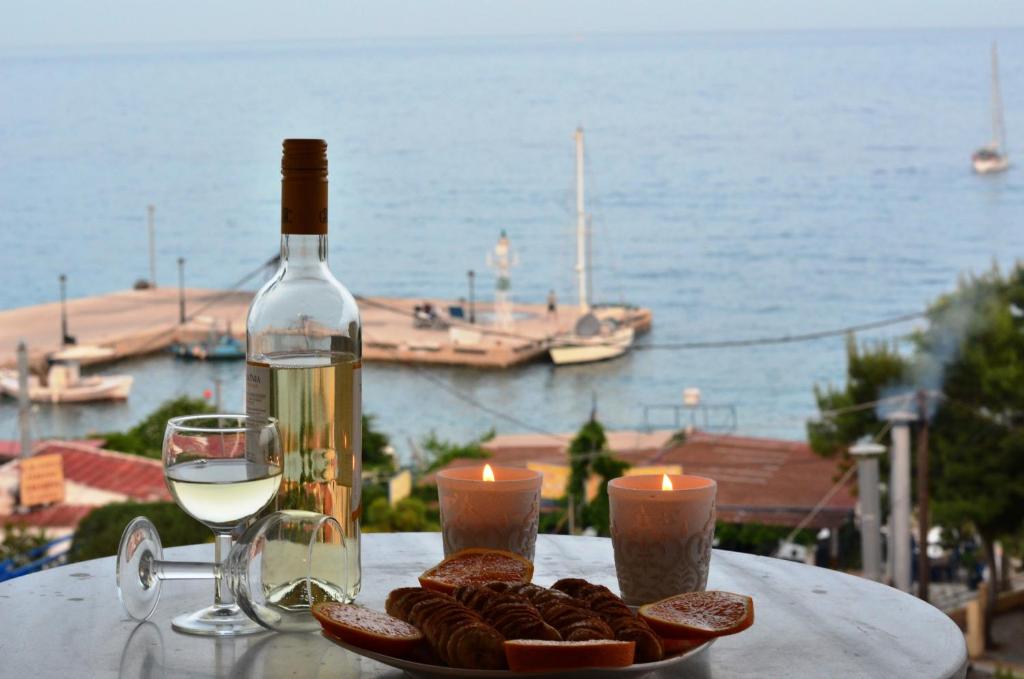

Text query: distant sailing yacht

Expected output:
[548,128,635,366]
[972,42,1010,174]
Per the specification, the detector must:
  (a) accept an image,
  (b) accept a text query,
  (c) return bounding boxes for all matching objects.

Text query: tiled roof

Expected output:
[1,505,94,530]
[0,440,171,531]
[25,441,171,502]
[423,430,855,529]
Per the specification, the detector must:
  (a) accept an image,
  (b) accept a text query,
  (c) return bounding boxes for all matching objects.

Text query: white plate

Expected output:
[323,632,714,679]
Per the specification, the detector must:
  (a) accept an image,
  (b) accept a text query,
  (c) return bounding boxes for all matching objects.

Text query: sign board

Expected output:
[526,462,570,500]
[626,465,684,478]
[20,454,65,507]
[388,469,412,507]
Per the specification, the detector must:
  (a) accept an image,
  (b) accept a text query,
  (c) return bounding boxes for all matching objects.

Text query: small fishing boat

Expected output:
[972,43,1010,174]
[170,331,245,361]
[548,128,636,366]
[0,350,132,403]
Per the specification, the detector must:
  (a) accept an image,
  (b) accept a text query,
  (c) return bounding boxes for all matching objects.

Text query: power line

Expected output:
[635,312,925,351]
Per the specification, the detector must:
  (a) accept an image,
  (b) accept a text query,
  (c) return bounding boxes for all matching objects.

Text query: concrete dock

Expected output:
[0,288,651,370]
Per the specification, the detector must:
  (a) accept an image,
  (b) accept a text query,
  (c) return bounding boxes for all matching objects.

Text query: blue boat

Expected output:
[170,332,245,361]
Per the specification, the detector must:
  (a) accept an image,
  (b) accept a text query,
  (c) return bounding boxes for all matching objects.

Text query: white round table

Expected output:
[0,532,967,678]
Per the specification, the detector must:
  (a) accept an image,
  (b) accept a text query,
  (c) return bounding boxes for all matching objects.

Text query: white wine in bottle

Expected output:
[245,139,362,602]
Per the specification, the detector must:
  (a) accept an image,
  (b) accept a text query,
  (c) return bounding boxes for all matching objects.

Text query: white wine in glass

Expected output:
[166,459,282,528]
[162,414,283,636]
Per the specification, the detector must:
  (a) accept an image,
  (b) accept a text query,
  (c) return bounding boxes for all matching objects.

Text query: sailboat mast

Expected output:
[992,42,1007,152]
[575,127,589,312]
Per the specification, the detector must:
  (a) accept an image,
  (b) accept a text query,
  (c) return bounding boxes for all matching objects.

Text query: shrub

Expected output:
[70,501,209,563]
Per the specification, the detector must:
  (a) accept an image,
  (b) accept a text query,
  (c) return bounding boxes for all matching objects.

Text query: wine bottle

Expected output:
[246,139,362,602]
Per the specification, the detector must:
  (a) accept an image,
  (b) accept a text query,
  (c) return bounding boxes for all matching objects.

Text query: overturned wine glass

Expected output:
[117,509,347,633]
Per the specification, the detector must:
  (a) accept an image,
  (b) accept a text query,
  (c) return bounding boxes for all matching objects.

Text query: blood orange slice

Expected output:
[504,639,635,672]
[639,591,754,639]
[418,548,533,594]
[313,602,424,657]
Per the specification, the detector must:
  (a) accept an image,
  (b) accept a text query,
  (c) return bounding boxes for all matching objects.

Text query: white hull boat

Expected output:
[547,128,638,366]
[549,325,634,365]
[973,43,1010,175]
[0,363,133,403]
[972,151,1009,174]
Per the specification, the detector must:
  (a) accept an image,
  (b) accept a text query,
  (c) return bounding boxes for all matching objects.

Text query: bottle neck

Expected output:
[280,234,328,272]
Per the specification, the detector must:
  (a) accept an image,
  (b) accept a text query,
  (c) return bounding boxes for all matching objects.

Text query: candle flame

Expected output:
[662,474,674,491]
[483,464,495,482]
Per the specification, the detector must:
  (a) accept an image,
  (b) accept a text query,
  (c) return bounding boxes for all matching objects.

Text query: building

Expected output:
[0,440,171,538]
[421,429,855,530]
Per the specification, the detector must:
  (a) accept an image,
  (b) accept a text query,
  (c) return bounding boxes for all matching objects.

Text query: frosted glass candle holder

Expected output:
[609,474,717,606]
[437,465,543,561]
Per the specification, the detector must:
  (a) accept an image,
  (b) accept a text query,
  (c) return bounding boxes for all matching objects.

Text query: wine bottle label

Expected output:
[245,361,270,422]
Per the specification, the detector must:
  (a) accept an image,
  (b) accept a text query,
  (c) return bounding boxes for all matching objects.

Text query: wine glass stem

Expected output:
[152,559,218,581]
[213,532,235,607]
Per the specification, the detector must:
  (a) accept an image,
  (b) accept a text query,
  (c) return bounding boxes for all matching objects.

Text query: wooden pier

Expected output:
[0,288,651,370]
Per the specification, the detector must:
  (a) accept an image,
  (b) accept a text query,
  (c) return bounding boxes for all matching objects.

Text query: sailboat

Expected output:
[548,128,636,366]
[972,42,1010,174]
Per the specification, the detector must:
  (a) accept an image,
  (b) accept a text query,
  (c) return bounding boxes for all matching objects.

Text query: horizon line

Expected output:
[2,23,1022,54]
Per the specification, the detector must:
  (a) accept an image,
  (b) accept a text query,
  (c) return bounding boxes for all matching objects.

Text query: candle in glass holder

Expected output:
[608,473,717,605]
[437,464,543,560]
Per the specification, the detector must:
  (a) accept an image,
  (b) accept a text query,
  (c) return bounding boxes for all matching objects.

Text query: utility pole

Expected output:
[916,390,931,602]
[213,377,223,412]
[467,270,476,324]
[17,342,32,459]
[147,204,157,287]
[850,441,886,582]
[177,257,186,324]
[59,274,70,346]
[888,410,916,593]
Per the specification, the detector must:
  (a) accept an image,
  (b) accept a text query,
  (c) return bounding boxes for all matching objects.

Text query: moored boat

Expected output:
[972,43,1010,175]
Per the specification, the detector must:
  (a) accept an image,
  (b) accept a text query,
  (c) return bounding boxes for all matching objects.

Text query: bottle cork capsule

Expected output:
[281,139,328,235]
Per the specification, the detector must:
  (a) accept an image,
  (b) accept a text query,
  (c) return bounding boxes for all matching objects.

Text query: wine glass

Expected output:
[161,413,282,635]
[117,509,347,633]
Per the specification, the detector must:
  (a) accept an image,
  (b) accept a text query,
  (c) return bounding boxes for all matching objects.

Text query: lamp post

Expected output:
[888,410,916,593]
[177,257,186,324]
[16,340,31,459]
[850,441,886,582]
[59,274,69,346]
[467,270,476,324]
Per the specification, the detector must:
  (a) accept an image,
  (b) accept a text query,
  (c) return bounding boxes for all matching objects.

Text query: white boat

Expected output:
[972,43,1010,174]
[548,128,636,366]
[550,314,634,365]
[0,356,132,403]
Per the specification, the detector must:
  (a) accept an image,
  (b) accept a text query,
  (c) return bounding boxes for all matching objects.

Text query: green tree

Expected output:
[568,418,607,506]
[69,501,209,562]
[0,524,50,567]
[583,454,630,536]
[925,269,1024,644]
[362,497,437,533]
[808,265,1024,648]
[98,396,216,458]
[421,429,494,472]
[362,414,394,473]
[807,335,909,466]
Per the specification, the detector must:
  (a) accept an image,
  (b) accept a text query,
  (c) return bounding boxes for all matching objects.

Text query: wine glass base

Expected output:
[117,517,163,621]
[171,604,267,637]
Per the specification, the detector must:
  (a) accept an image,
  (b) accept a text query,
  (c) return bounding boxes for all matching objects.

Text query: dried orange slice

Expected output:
[658,635,705,655]
[639,591,754,639]
[504,639,635,672]
[418,548,533,594]
[313,602,424,656]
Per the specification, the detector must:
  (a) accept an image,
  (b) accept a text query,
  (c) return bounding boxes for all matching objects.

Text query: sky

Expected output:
[3,0,1024,48]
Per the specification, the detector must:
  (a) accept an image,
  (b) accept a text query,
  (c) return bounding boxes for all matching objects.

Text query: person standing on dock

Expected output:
[547,289,558,320]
